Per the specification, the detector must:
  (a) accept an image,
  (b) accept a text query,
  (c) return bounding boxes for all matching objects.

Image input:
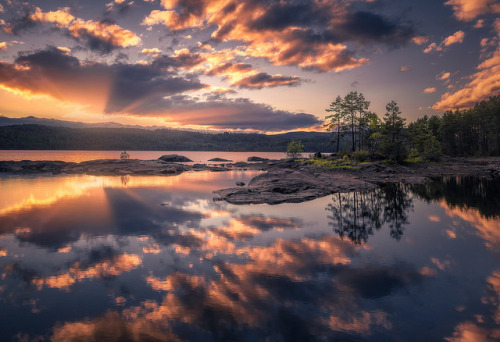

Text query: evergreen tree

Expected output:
[380,101,407,161]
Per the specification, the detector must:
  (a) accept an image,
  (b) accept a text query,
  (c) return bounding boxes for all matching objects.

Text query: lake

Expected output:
[0,150,291,163]
[0,160,499,340]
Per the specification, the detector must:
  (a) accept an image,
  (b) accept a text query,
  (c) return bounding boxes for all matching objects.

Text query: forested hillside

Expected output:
[0,125,332,152]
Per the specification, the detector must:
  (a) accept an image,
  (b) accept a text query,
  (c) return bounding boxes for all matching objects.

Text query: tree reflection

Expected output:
[327,184,413,244]
[411,176,500,219]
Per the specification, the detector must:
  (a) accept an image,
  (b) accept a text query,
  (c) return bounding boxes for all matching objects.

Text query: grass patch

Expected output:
[309,158,360,170]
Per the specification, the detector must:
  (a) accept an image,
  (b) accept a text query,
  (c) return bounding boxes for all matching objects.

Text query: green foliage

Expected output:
[350,150,370,162]
[325,91,371,153]
[286,140,304,158]
[439,96,500,156]
[407,115,442,162]
[379,101,407,162]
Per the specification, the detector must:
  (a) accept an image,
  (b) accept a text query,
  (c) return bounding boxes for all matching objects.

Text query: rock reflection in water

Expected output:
[326,183,413,244]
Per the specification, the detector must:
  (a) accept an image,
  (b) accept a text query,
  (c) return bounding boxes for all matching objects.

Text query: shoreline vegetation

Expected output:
[1,154,499,205]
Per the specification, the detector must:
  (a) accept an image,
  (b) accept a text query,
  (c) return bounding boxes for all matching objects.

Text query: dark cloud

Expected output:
[248,1,330,31]
[128,95,322,131]
[0,47,206,113]
[234,72,301,89]
[336,11,415,47]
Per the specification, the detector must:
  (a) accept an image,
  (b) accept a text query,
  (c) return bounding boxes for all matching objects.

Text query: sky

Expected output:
[0,0,499,133]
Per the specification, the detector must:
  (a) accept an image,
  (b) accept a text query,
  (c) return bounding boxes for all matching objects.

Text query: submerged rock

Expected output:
[158,154,193,162]
[208,158,232,162]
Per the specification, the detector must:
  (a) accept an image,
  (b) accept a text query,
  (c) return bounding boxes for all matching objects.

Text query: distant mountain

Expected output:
[0,116,163,130]
[0,124,336,152]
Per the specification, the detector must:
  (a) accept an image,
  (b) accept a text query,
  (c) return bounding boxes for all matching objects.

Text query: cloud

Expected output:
[412,35,429,45]
[67,19,141,52]
[400,66,411,71]
[442,30,465,46]
[141,48,161,54]
[445,0,500,21]
[0,47,318,131]
[0,46,205,114]
[424,42,438,53]
[141,0,416,72]
[232,72,301,89]
[437,71,451,80]
[127,94,322,131]
[424,31,465,53]
[11,6,141,53]
[424,87,436,93]
[433,19,500,110]
[29,6,75,27]
[0,42,7,51]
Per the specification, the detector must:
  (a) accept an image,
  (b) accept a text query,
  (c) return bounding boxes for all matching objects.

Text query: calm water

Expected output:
[0,170,499,341]
[0,150,291,163]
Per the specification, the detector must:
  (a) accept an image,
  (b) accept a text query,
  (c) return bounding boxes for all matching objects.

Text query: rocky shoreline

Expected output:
[1,155,499,204]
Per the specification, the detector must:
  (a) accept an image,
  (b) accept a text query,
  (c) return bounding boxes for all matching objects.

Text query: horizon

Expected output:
[0,0,499,133]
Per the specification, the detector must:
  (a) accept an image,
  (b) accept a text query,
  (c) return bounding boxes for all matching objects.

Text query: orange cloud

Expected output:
[433,22,500,110]
[445,321,500,341]
[424,31,465,53]
[29,7,75,27]
[142,0,371,72]
[439,201,500,250]
[445,0,500,21]
[28,7,141,51]
[68,19,141,48]
[412,36,429,45]
[33,253,142,290]
[424,87,437,93]
[443,31,465,46]
[437,72,451,80]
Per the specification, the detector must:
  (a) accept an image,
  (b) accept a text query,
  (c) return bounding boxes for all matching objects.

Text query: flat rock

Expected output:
[158,154,193,162]
[213,168,377,205]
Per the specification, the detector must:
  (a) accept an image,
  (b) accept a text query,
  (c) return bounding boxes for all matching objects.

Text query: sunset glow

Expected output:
[0,0,498,132]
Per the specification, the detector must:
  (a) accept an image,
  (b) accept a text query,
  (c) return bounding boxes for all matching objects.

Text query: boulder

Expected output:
[158,154,193,162]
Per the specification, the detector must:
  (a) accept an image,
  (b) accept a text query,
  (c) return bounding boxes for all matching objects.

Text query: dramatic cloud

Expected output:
[0,47,205,113]
[0,47,318,131]
[142,0,416,72]
[127,94,322,131]
[13,6,141,53]
[445,0,500,21]
[434,19,500,110]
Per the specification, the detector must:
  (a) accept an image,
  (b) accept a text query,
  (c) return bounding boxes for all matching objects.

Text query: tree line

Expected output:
[0,125,332,152]
[324,93,500,162]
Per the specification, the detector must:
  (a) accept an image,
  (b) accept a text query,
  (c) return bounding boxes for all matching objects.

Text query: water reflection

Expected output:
[0,173,499,341]
[326,183,413,244]
[411,176,500,218]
